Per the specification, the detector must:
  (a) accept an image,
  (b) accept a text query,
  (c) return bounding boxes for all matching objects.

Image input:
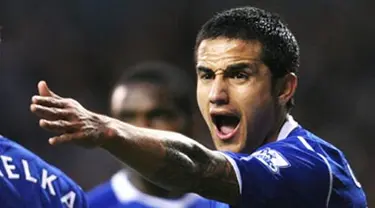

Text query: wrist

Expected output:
[96,114,119,148]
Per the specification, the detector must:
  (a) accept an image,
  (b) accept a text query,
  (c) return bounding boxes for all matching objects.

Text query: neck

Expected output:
[127,169,184,199]
[263,112,288,145]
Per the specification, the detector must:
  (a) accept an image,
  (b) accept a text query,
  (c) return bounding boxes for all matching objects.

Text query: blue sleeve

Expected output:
[220,142,331,207]
[87,181,119,208]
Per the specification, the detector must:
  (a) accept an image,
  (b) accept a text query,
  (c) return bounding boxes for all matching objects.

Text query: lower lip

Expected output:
[215,124,240,141]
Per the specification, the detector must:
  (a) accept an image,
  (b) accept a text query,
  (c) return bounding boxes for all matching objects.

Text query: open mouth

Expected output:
[212,114,241,140]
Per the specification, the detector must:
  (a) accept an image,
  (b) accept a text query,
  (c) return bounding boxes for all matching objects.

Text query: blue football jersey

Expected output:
[211,115,367,208]
[87,170,211,208]
[0,135,88,208]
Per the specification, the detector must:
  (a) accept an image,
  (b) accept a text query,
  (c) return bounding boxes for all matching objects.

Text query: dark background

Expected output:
[1,0,374,205]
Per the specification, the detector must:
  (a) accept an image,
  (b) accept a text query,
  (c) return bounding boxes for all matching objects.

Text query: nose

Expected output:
[209,75,229,105]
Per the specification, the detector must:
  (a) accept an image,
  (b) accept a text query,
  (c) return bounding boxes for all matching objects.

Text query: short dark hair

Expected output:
[114,61,195,118]
[195,6,300,110]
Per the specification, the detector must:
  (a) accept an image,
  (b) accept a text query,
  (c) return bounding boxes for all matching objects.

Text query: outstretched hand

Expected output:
[30,81,113,148]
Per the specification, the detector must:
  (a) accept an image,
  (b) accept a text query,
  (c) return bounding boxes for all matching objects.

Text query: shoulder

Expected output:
[88,170,135,207]
[219,135,332,206]
[87,180,114,199]
[87,179,119,208]
[0,136,88,207]
[1,136,83,188]
[225,135,331,176]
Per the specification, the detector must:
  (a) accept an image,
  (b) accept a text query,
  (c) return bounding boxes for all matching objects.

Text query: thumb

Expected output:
[38,81,60,98]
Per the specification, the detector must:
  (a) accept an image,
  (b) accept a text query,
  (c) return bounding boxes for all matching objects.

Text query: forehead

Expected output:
[111,83,173,113]
[196,38,262,68]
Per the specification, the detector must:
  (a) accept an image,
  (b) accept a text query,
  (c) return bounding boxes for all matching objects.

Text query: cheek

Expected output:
[241,81,275,132]
[233,81,274,138]
[151,117,184,132]
[196,83,210,120]
[237,80,273,109]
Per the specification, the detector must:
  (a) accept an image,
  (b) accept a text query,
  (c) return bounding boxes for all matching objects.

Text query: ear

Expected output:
[277,73,297,106]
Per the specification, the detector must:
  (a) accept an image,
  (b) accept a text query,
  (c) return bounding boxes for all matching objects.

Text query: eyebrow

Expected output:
[196,66,212,74]
[225,63,251,72]
[196,62,253,73]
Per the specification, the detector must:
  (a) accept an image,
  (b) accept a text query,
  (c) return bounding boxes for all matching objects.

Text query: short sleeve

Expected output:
[218,142,331,207]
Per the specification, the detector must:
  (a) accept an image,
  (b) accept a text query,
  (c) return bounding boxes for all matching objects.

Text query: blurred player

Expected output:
[0,134,87,208]
[30,6,367,207]
[87,62,210,207]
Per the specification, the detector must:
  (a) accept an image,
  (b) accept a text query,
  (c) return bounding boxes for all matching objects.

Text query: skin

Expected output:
[110,82,189,198]
[30,37,297,205]
[197,38,279,153]
[110,83,186,133]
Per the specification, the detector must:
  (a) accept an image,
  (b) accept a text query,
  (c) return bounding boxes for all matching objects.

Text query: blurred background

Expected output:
[0,0,374,205]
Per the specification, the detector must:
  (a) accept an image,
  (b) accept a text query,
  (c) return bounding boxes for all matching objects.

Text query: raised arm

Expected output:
[30,81,240,205]
[102,120,239,203]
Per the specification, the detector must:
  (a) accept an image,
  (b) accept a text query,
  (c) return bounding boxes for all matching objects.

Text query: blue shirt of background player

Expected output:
[0,135,88,208]
[210,115,367,208]
[87,170,211,208]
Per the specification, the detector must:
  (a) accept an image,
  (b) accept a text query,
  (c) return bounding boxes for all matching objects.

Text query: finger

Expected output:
[30,104,72,120]
[40,119,82,134]
[31,96,66,108]
[49,132,97,148]
[49,133,78,145]
[38,81,62,98]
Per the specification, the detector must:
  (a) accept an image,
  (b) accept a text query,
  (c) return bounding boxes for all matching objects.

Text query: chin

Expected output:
[214,140,244,153]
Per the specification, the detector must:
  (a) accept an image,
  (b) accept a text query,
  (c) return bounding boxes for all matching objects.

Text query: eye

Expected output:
[119,112,136,121]
[200,72,214,80]
[118,111,137,124]
[229,71,249,80]
[148,109,176,121]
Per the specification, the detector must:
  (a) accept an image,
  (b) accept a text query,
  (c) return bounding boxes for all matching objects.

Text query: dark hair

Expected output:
[114,61,195,118]
[195,6,299,110]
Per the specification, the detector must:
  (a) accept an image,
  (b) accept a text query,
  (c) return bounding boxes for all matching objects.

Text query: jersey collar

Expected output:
[276,114,299,141]
[111,170,202,208]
